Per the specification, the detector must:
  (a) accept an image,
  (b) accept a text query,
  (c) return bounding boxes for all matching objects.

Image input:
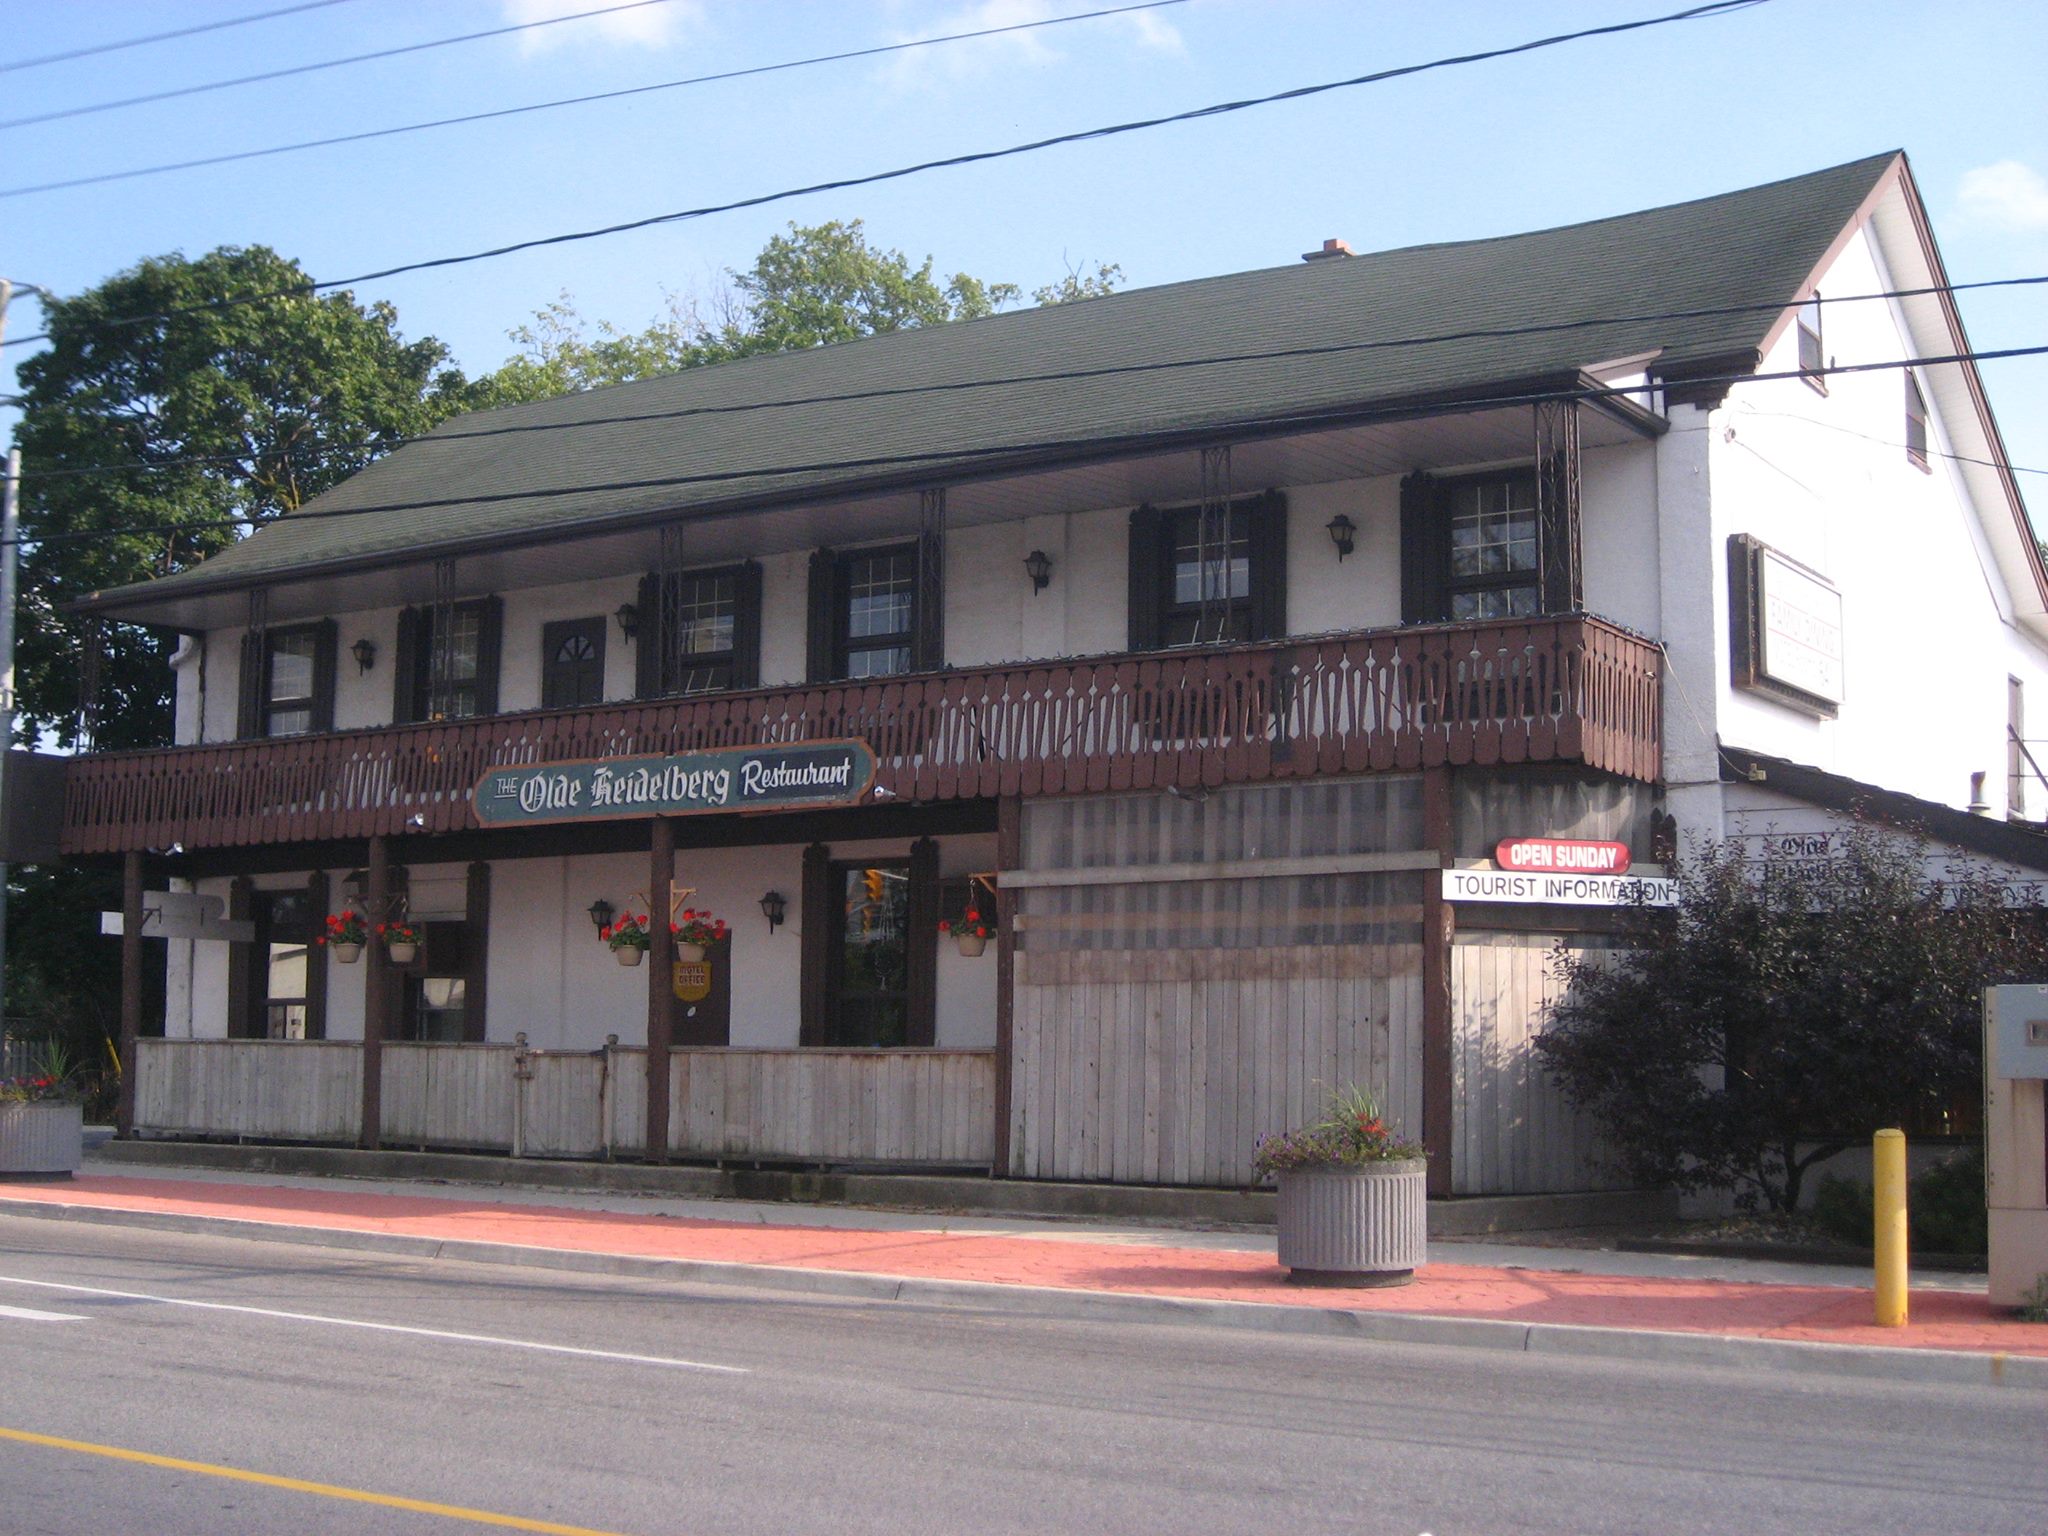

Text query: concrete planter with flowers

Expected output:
[1255,1086,1427,1286]
[2,1045,86,1176]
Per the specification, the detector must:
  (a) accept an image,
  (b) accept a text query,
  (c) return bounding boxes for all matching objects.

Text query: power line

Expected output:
[0,0,1769,350]
[0,1,1192,199]
[0,0,685,131]
[19,272,2044,484]
[0,0,364,74]
[21,343,2043,554]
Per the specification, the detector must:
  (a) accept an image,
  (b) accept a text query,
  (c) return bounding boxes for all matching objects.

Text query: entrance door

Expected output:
[826,860,911,1046]
[239,889,317,1039]
[541,617,607,710]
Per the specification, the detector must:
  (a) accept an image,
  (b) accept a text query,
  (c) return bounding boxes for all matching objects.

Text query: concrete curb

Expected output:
[4,1195,2040,1392]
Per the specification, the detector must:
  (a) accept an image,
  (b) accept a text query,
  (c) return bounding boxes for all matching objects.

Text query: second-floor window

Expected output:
[1126,492,1288,651]
[838,546,916,680]
[636,562,761,698]
[237,619,335,739]
[1446,472,1540,620]
[394,598,502,723]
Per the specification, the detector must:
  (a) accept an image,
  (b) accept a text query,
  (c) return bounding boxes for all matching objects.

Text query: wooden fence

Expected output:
[133,1039,362,1143]
[63,617,1660,854]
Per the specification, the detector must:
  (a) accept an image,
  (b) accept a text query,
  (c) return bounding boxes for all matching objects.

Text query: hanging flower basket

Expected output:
[615,945,645,968]
[602,913,653,965]
[317,911,368,965]
[671,910,726,965]
[940,907,991,958]
[378,919,422,966]
[1254,1085,1428,1287]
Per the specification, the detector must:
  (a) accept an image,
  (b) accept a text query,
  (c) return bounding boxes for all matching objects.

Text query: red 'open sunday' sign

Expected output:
[1494,837,1632,875]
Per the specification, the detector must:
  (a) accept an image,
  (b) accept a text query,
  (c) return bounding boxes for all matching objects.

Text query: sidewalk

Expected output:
[3,1157,2044,1390]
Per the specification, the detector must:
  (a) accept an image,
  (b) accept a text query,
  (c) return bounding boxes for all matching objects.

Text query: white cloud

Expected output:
[500,0,703,56]
[1958,160,2048,233]
[878,0,1184,90]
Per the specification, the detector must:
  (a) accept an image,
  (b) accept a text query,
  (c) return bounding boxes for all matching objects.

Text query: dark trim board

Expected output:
[160,799,1001,880]
[1717,747,2048,872]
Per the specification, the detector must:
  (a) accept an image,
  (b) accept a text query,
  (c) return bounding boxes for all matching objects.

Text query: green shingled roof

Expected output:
[87,152,1899,612]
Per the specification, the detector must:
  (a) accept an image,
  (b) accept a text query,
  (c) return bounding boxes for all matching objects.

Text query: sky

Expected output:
[0,0,2044,504]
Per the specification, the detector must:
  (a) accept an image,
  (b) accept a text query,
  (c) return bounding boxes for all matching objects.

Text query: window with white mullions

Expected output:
[1447,473,1540,620]
[263,625,319,736]
[839,547,916,679]
[1797,292,1825,390]
[671,569,737,692]
[1163,505,1251,645]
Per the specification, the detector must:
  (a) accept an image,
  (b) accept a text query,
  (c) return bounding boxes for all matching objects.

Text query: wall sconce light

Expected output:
[1023,549,1053,594]
[350,637,377,674]
[1325,513,1357,562]
[759,890,786,932]
[615,602,640,642]
[587,898,616,931]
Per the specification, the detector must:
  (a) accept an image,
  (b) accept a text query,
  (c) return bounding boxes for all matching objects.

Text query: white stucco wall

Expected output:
[1700,221,2048,816]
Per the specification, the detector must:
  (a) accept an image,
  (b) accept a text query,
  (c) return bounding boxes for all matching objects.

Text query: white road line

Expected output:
[0,1274,746,1373]
[0,1304,86,1323]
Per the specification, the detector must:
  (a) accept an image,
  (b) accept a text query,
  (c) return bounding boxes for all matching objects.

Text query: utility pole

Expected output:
[0,277,51,1044]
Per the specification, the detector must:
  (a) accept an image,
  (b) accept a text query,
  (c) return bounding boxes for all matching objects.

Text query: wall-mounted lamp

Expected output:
[1023,549,1053,594]
[350,637,377,675]
[587,898,616,931]
[1325,513,1357,562]
[615,603,640,642]
[759,890,787,932]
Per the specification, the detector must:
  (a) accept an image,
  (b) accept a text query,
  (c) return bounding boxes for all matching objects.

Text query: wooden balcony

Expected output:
[61,615,1661,856]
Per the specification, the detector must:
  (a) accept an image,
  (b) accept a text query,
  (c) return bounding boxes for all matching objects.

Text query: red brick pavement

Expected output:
[3,1176,2043,1358]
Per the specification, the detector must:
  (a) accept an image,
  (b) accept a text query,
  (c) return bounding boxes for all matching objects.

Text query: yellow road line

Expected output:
[0,1426,639,1536]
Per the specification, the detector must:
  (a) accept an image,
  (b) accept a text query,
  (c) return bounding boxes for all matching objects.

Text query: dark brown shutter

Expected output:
[1248,490,1289,641]
[913,527,944,672]
[225,877,255,1037]
[906,837,939,1048]
[1399,471,1445,624]
[1538,454,1582,615]
[634,572,661,698]
[799,843,831,1046]
[236,630,265,739]
[1127,504,1163,651]
[472,597,504,717]
[391,607,422,724]
[305,870,329,1041]
[805,549,838,684]
[463,861,490,1044]
[309,620,339,733]
[730,560,763,690]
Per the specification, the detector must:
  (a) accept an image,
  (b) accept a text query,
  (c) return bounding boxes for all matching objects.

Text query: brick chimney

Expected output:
[1301,238,1354,263]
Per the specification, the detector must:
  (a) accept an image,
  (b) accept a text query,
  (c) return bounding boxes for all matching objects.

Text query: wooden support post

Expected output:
[993,794,1021,1178]
[360,834,389,1150]
[116,849,143,1138]
[645,815,675,1162]
[1420,767,1455,1199]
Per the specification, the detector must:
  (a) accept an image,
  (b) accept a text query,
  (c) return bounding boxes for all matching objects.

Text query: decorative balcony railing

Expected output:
[60,615,1661,855]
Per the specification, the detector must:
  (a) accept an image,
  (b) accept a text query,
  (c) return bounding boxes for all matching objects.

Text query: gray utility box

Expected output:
[1986,985,2048,1081]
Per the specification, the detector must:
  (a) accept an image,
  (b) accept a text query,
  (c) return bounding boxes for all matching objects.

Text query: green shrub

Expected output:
[1804,1146,1987,1256]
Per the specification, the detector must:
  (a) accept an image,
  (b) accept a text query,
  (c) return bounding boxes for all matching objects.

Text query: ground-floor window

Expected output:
[827,859,911,1046]
[244,889,317,1039]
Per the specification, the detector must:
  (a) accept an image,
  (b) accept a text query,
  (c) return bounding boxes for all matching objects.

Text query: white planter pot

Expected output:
[954,934,987,958]
[385,941,418,965]
[0,1101,84,1176]
[674,942,706,962]
[615,946,646,968]
[330,941,363,964]
[1274,1159,1427,1286]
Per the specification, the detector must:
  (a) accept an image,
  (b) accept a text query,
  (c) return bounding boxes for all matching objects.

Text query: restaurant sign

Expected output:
[473,740,875,827]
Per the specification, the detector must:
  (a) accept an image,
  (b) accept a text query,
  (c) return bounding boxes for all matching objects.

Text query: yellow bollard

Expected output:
[1873,1128,1909,1327]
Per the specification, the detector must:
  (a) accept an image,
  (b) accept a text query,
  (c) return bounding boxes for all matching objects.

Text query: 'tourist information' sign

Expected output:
[473,740,875,826]
[1443,868,1676,907]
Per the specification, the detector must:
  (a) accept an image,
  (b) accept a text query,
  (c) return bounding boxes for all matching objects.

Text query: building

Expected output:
[64,149,2048,1196]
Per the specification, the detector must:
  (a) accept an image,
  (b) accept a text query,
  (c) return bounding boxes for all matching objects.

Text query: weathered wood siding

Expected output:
[1010,944,1425,1186]
[380,1043,514,1151]
[1449,933,1629,1194]
[668,1049,997,1165]
[133,1038,360,1143]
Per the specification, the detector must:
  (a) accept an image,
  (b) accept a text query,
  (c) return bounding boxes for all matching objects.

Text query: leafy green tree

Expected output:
[477,222,1122,404]
[1534,823,2047,1212]
[13,245,476,750]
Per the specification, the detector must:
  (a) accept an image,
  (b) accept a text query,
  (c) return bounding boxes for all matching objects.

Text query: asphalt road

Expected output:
[0,1215,2042,1536]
